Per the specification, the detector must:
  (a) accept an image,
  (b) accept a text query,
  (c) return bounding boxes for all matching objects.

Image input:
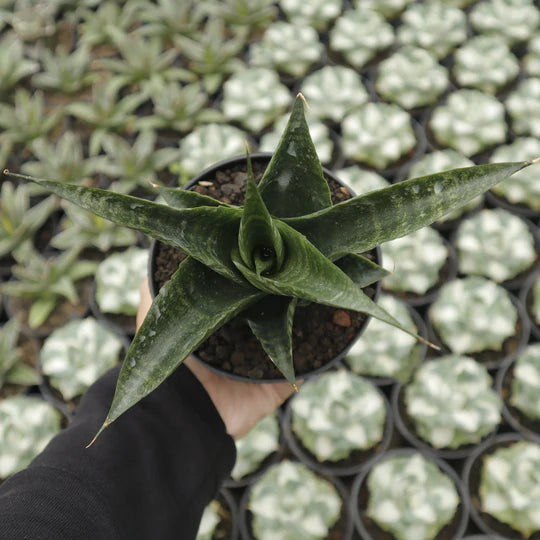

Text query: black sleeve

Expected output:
[0,364,237,540]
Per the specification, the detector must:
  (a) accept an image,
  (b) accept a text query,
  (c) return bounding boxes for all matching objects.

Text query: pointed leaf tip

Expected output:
[3,169,9,176]
[296,92,308,108]
[86,422,110,448]
[528,156,540,165]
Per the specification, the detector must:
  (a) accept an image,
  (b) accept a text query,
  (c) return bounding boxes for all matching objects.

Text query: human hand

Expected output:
[137,278,297,440]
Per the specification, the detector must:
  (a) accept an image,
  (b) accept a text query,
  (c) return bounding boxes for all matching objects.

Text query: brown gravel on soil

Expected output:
[152,159,377,380]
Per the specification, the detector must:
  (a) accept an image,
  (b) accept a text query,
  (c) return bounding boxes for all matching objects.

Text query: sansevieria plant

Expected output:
[5,95,537,442]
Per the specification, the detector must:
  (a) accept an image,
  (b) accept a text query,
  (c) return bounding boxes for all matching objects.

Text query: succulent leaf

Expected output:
[336,254,390,288]
[257,95,332,217]
[286,161,532,260]
[157,186,232,209]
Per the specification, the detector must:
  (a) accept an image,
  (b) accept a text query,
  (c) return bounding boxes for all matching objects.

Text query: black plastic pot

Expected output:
[519,270,540,341]
[426,287,531,372]
[486,189,540,221]
[238,460,354,540]
[281,374,395,477]
[350,447,470,540]
[391,378,500,461]
[462,433,540,539]
[496,360,540,444]
[148,152,381,384]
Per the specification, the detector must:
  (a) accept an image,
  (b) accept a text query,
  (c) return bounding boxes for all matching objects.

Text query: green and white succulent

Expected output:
[231,411,280,481]
[4,0,57,41]
[248,460,342,540]
[7,95,535,441]
[506,78,540,138]
[524,35,540,77]
[260,114,333,164]
[490,138,540,211]
[479,440,540,537]
[329,9,394,69]
[198,0,276,30]
[470,0,540,44]
[250,21,323,78]
[366,453,460,540]
[354,0,414,18]
[376,47,448,109]
[455,209,536,283]
[40,317,124,401]
[0,395,62,479]
[429,277,518,355]
[405,356,502,449]
[341,103,416,169]
[95,247,149,316]
[346,294,423,383]
[453,36,519,95]
[0,182,56,259]
[138,0,205,40]
[0,319,38,390]
[0,32,38,95]
[381,227,448,296]
[299,66,368,123]
[510,344,540,421]
[291,369,386,462]
[397,2,467,59]
[281,0,341,30]
[430,90,507,156]
[407,151,478,223]
[222,68,291,132]
[0,247,97,329]
[333,167,389,196]
[196,499,222,540]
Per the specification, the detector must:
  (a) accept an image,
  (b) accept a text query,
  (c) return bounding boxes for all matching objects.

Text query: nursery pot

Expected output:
[148,153,381,384]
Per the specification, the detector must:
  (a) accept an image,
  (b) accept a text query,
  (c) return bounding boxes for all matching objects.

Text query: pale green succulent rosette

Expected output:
[510,344,540,421]
[346,294,422,383]
[342,103,416,169]
[300,66,368,123]
[376,47,448,109]
[249,22,323,78]
[230,412,280,481]
[40,318,124,401]
[222,68,291,133]
[429,277,518,355]
[247,460,342,540]
[334,167,390,196]
[453,35,519,94]
[506,78,540,138]
[524,36,540,77]
[196,500,222,540]
[354,0,415,18]
[404,356,502,449]
[95,247,149,316]
[397,2,467,59]
[470,0,540,44]
[176,123,248,178]
[366,453,460,540]
[407,151,479,223]
[0,395,62,479]
[479,441,540,537]
[455,209,537,283]
[281,0,341,30]
[381,227,449,296]
[260,114,333,164]
[430,90,506,156]
[329,9,394,69]
[490,138,540,212]
[290,370,386,462]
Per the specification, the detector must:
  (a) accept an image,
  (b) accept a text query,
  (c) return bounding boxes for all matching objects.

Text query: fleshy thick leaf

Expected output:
[93,257,264,441]
[337,254,390,288]
[285,161,534,259]
[246,296,297,385]
[157,186,232,209]
[257,95,332,217]
[5,172,244,283]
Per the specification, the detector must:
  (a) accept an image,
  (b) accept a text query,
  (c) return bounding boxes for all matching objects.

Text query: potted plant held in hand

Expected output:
[5,95,537,443]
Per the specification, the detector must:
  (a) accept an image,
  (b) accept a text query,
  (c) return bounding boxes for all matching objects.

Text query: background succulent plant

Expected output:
[404,356,502,449]
[290,369,386,462]
[479,440,540,537]
[506,78,540,138]
[366,453,460,540]
[6,95,533,441]
[0,32,38,96]
[247,460,342,540]
[195,499,222,540]
[509,344,540,421]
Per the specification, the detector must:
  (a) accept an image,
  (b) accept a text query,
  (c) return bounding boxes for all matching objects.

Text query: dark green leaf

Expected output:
[92,256,264,442]
[257,95,332,217]
[285,161,533,259]
[337,253,390,288]
[157,186,232,209]
[245,296,297,385]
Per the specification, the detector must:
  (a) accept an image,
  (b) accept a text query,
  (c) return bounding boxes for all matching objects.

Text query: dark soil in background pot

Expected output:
[151,156,378,381]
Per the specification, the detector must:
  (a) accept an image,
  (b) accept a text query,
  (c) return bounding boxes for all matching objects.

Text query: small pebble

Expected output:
[333,310,351,327]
